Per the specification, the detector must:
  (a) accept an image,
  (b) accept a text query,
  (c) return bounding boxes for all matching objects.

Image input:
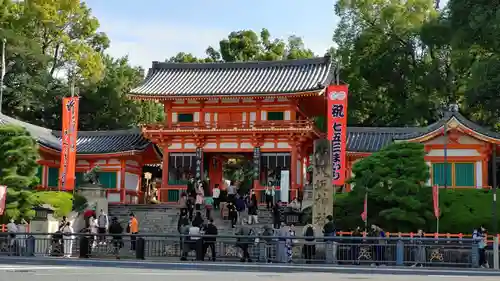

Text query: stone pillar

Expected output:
[312,139,333,227]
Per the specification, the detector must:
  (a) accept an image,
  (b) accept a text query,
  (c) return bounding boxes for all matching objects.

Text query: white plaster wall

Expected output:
[459,135,483,144]
[285,111,291,120]
[184,143,196,149]
[476,161,482,188]
[204,143,217,149]
[427,149,480,157]
[221,99,238,103]
[107,193,120,203]
[172,113,178,123]
[277,142,291,148]
[205,113,211,124]
[108,159,120,165]
[77,160,89,165]
[262,142,275,148]
[240,143,253,149]
[125,172,139,191]
[168,143,182,149]
[220,143,238,149]
[261,111,267,120]
[250,112,256,122]
[116,171,121,189]
[194,112,200,122]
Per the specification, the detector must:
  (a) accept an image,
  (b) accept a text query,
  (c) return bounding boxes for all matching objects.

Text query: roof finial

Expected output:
[448,103,459,112]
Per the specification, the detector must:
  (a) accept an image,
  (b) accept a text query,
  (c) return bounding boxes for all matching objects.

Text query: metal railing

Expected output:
[1,233,498,268]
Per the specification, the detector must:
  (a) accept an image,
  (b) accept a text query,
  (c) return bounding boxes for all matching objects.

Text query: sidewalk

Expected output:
[0,256,499,276]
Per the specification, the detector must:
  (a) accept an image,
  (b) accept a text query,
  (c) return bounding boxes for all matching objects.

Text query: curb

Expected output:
[0,256,499,276]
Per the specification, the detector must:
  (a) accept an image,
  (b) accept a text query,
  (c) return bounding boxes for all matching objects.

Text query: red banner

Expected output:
[59,97,79,191]
[433,185,440,218]
[361,192,368,222]
[327,84,348,185]
[0,185,7,215]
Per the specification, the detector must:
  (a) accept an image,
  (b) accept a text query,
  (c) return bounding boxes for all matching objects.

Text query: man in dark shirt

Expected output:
[227,202,237,228]
[108,217,123,259]
[202,219,218,261]
[323,215,335,237]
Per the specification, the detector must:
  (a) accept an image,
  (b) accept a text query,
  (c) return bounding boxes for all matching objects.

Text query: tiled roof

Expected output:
[394,111,500,141]
[130,57,334,97]
[347,127,423,152]
[0,114,153,154]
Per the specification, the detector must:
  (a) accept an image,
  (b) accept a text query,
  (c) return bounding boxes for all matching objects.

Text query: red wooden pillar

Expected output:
[162,147,169,202]
[291,144,298,201]
[120,160,126,203]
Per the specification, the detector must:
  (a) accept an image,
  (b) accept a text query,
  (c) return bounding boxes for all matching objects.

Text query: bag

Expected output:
[126,224,130,233]
[305,226,315,241]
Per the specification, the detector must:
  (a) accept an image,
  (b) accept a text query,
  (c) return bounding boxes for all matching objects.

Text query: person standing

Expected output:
[265,184,275,210]
[302,223,316,263]
[236,220,254,262]
[227,181,236,204]
[227,202,238,228]
[17,219,28,256]
[202,219,218,261]
[178,192,188,215]
[195,181,204,211]
[89,214,98,248]
[247,190,258,225]
[473,225,489,268]
[272,200,282,229]
[97,209,109,245]
[128,213,139,251]
[108,217,123,259]
[61,222,74,258]
[212,184,221,210]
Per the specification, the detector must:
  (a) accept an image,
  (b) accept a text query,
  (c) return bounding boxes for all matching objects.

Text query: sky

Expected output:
[85,0,337,71]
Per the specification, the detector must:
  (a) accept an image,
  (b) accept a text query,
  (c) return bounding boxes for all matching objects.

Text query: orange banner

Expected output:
[327,84,348,186]
[59,97,79,191]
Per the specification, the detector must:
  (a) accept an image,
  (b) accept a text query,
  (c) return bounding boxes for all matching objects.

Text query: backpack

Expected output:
[305,226,315,241]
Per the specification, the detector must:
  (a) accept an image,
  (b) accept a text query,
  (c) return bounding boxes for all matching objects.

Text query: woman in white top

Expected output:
[61,222,74,258]
[212,184,220,210]
[89,215,98,248]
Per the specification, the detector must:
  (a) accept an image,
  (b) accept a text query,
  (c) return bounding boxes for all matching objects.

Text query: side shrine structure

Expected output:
[0,56,499,204]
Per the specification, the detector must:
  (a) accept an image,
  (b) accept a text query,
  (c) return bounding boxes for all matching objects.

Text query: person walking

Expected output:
[227,202,238,228]
[272,200,281,229]
[97,209,109,245]
[302,223,316,263]
[89,214,98,248]
[195,181,204,211]
[235,194,246,224]
[227,181,237,204]
[212,184,221,210]
[178,192,188,215]
[61,222,74,258]
[411,229,425,267]
[236,220,254,262]
[128,213,139,251]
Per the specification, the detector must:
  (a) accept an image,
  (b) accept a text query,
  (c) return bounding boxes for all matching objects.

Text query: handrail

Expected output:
[143,119,318,131]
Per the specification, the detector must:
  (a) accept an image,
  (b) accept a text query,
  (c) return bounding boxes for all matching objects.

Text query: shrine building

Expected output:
[0,56,498,204]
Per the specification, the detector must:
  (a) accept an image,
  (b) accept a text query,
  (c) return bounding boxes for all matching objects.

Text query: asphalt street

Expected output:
[1,265,499,281]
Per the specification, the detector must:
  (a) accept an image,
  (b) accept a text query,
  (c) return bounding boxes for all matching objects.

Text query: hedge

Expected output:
[302,189,500,234]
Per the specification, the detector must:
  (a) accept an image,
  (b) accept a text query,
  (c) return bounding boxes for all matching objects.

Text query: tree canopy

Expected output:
[167,29,316,63]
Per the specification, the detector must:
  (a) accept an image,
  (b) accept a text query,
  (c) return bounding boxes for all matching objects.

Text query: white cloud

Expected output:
[97,18,333,71]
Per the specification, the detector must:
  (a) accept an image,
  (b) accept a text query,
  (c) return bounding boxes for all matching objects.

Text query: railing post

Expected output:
[494,236,499,270]
[471,242,479,268]
[396,239,404,266]
[258,241,267,262]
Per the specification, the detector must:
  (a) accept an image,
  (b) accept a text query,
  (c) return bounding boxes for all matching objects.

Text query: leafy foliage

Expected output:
[168,28,316,63]
[223,158,254,195]
[0,125,40,220]
[341,142,433,232]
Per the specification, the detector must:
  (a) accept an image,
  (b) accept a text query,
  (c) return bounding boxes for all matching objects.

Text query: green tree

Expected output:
[37,56,164,130]
[333,0,457,127]
[446,0,500,130]
[340,142,433,232]
[168,28,315,63]
[0,125,40,220]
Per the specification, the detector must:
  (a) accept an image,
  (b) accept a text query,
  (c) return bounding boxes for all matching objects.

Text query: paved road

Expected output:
[1,265,499,281]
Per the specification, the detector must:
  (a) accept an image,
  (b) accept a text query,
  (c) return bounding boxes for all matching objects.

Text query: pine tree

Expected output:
[0,124,40,220]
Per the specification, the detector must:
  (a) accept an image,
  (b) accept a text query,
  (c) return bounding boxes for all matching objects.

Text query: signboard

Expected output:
[327,84,348,185]
[59,97,79,191]
[0,185,7,215]
[253,147,261,179]
[195,148,203,181]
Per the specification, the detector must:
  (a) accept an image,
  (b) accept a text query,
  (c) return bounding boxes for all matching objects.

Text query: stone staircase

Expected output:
[108,203,276,235]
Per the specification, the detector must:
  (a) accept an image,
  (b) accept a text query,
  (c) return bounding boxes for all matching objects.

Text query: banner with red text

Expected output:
[59,97,79,191]
[0,185,7,215]
[433,185,440,218]
[327,84,348,185]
